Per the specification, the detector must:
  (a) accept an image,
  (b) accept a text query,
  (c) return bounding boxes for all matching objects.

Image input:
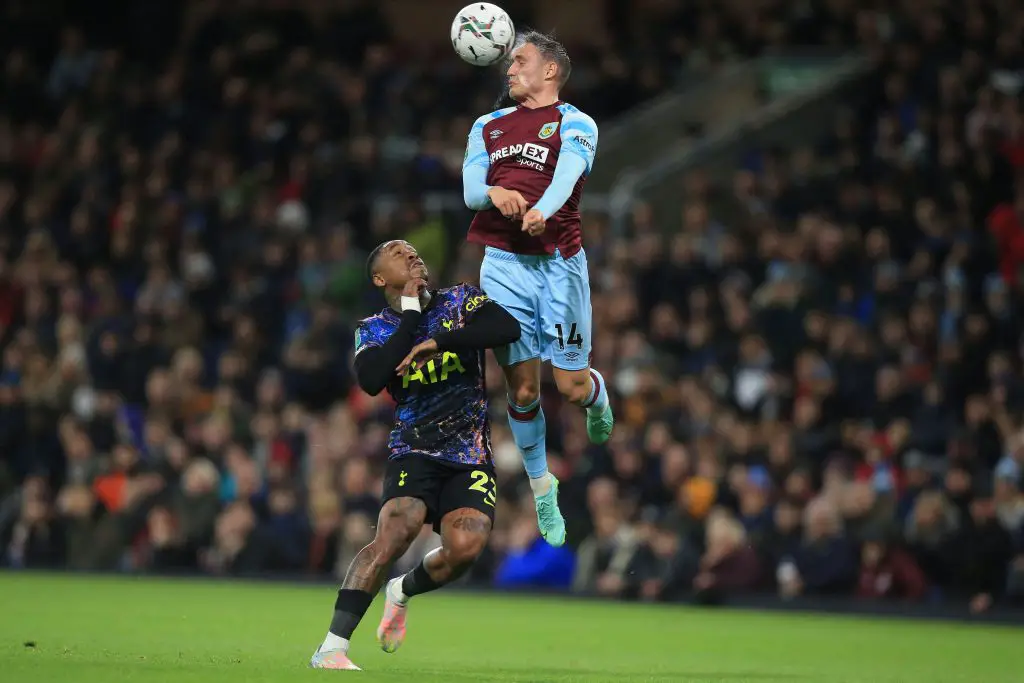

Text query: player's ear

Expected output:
[372,273,386,288]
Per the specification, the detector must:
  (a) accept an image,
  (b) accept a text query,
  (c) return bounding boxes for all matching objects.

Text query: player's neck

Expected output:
[386,289,432,313]
[519,91,559,109]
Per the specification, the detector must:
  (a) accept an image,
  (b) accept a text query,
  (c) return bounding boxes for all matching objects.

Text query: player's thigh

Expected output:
[434,464,497,540]
[539,249,592,371]
[480,253,541,366]
[381,456,442,542]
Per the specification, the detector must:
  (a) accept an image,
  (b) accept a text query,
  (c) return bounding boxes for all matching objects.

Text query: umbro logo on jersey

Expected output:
[489,129,504,140]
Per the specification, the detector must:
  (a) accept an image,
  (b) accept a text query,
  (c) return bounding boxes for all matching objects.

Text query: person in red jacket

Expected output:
[856,526,928,601]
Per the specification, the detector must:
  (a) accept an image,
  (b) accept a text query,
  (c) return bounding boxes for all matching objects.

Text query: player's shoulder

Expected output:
[354,310,394,353]
[439,283,489,310]
[472,106,518,129]
[438,282,485,300]
[357,310,393,332]
[556,103,597,130]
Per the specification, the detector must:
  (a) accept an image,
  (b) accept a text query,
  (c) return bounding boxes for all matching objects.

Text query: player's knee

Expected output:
[553,369,590,404]
[443,529,488,567]
[510,382,540,408]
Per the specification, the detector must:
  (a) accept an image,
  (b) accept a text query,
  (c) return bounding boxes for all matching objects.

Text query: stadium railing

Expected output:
[606,51,874,235]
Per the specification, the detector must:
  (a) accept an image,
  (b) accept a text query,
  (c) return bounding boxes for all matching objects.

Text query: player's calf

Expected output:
[314,497,425,662]
[378,509,492,653]
[552,366,613,445]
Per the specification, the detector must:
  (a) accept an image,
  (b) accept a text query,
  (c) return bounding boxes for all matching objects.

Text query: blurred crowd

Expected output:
[2,0,1024,615]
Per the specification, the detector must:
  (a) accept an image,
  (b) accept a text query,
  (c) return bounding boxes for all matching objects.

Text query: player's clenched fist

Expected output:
[521,208,546,236]
[487,187,528,219]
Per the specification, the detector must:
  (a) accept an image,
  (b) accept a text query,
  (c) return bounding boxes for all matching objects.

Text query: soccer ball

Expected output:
[450,3,516,67]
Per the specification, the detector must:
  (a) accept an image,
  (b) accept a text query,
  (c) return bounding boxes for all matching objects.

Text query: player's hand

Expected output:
[396,339,440,375]
[487,187,528,219]
[402,275,428,298]
[521,208,546,236]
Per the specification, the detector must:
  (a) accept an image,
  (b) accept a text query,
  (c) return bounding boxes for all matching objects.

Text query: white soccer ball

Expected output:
[450,3,516,67]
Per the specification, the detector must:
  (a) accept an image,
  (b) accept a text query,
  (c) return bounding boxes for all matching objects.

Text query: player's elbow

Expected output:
[486,303,521,343]
[463,184,487,211]
[355,372,387,397]
[501,313,522,344]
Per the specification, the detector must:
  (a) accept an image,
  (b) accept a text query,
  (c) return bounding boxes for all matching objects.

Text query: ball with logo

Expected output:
[450,3,516,67]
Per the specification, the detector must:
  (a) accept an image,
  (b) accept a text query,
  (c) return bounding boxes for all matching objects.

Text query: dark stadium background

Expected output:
[1,0,1024,621]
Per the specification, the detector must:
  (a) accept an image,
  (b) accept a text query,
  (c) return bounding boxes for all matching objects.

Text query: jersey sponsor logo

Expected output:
[538,121,559,139]
[570,133,596,154]
[489,142,549,165]
[464,294,489,312]
[401,351,467,388]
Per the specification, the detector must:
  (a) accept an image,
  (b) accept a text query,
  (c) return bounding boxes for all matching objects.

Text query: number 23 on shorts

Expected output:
[468,470,497,508]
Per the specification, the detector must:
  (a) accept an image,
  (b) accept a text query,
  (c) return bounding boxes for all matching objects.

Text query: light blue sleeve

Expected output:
[533,109,598,220]
[462,114,493,211]
[532,154,588,221]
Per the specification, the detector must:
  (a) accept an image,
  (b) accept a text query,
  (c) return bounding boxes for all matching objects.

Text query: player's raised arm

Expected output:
[434,289,521,352]
[530,109,598,223]
[462,115,494,211]
[354,242,431,396]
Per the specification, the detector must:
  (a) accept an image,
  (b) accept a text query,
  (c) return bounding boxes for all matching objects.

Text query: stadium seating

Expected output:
[0,0,1022,612]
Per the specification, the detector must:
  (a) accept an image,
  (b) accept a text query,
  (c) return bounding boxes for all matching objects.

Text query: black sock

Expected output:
[401,559,444,598]
[329,589,374,639]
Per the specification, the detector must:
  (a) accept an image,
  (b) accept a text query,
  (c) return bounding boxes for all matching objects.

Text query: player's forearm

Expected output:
[433,302,520,352]
[354,311,422,395]
[462,165,493,210]
[532,153,587,220]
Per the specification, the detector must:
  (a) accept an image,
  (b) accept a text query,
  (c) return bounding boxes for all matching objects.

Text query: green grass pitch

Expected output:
[0,573,1019,682]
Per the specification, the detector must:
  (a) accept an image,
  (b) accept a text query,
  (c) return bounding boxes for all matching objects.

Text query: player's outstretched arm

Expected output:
[434,300,521,352]
[394,300,519,375]
[531,109,599,221]
[354,312,423,396]
[462,115,494,211]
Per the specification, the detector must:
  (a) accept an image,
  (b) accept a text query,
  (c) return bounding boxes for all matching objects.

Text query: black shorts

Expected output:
[382,455,497,534]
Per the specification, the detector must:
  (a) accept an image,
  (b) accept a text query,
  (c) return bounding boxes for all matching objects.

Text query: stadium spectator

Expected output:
[1,0,1024,618]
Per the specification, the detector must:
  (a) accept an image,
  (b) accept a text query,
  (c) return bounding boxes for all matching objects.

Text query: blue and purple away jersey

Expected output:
[354,284,492,466]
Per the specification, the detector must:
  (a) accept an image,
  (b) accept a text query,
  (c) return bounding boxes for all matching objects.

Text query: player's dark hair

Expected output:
[517,30,572,88]
[366,242,387,284]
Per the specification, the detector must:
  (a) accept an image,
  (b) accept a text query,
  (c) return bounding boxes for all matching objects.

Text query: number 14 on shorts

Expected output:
[554,322,584,350]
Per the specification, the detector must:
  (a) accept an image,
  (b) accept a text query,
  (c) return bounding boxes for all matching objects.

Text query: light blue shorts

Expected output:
[479,246,592,371]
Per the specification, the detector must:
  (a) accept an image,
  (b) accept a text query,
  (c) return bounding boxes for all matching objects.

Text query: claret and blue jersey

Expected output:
[462,101,598,257]
[353,284,492,467]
